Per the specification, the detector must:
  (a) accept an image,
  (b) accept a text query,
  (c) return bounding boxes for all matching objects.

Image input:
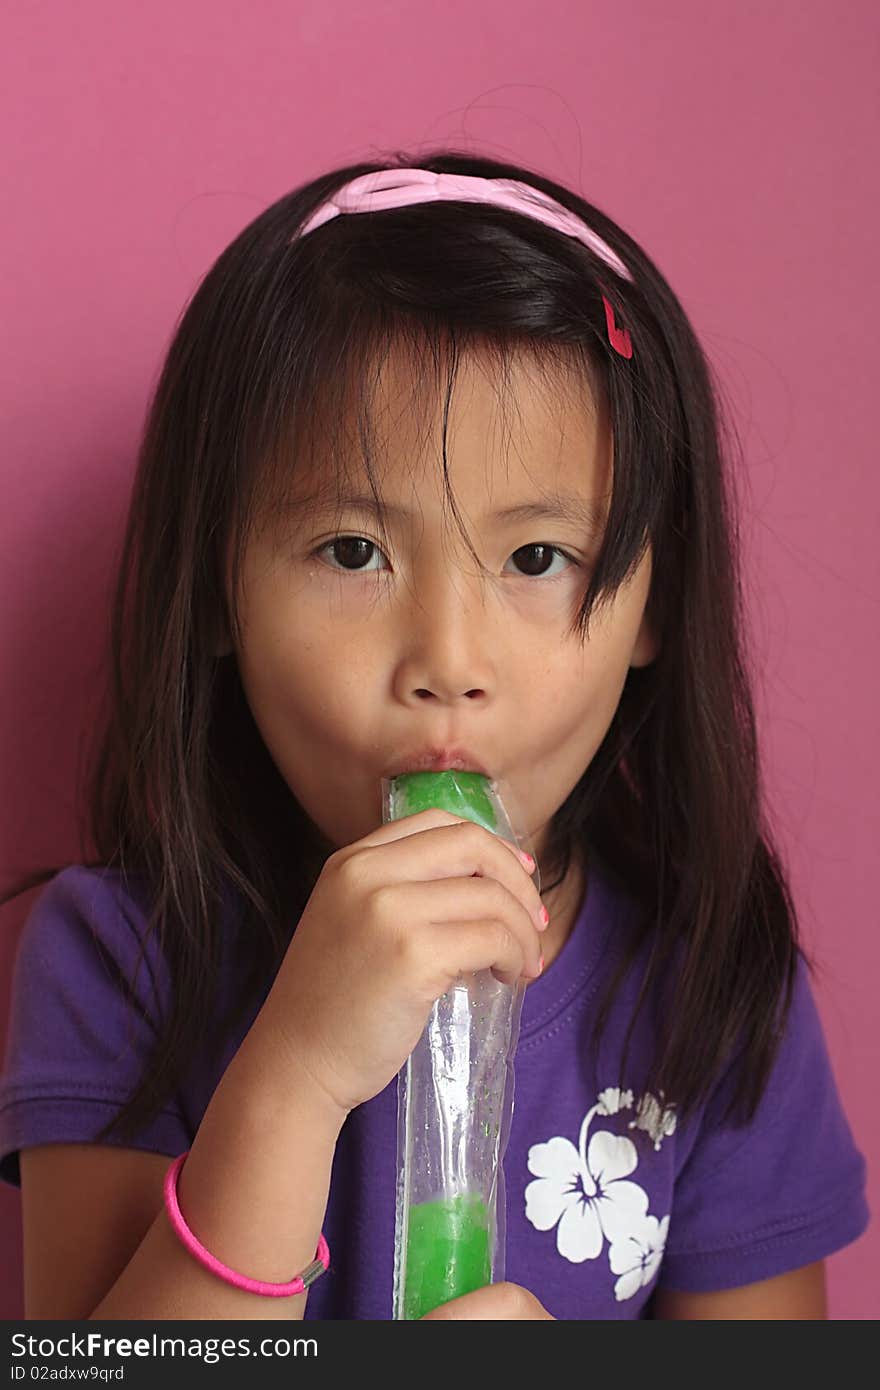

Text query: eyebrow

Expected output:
[288,492,609,534]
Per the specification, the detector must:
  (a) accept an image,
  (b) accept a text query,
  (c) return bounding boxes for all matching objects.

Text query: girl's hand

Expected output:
[257,808,547,1120]
[420,1283,556,1320]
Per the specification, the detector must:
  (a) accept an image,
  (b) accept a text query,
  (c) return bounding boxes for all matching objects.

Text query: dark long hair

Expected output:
[1,148,804,1143]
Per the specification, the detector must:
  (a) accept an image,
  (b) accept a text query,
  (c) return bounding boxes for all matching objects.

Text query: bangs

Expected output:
[226,309,656,646]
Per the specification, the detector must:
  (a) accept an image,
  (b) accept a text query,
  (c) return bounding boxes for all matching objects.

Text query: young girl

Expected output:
[0,152,868,1322]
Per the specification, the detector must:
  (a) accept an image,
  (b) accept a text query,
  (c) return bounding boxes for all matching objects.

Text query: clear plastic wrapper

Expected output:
[380,770,540,1320]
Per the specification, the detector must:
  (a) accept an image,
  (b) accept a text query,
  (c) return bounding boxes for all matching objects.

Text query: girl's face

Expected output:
[221,346,658,869]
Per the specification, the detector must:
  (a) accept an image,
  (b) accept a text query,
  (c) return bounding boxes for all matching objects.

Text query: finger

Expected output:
[371,898,529,994]
[386,877,543,985]
[353,807,533,867]
[357,817,547,935]
[420,1283,551,1319]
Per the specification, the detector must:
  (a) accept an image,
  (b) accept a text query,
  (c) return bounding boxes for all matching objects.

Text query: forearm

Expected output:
[89,1014,346,1320]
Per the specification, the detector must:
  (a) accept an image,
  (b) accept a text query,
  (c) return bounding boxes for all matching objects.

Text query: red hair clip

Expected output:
[602,294,633,359]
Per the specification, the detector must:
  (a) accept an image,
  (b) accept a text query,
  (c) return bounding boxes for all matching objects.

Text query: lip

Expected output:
[386,748,491,778]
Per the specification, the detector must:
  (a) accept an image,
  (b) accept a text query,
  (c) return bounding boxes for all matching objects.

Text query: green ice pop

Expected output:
[390,769,500,832]
[389,771,503,1318]
[403,1193,492,1320]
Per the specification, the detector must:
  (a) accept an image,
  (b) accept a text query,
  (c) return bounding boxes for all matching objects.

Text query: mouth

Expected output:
[386,748,491,779]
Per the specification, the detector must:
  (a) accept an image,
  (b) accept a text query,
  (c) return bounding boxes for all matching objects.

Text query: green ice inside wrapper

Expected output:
[403,1194,492,1320]
[390,772,507,1317]
[390,769,499,833]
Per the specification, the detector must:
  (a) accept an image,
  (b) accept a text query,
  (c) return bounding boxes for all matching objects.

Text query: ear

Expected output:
[630,612,660,668]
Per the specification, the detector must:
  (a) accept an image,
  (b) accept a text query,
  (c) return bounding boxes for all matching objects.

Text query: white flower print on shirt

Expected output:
[525,1128,650,1261]
[608,1215,670,1301]
[628,1092,677,1150]
[524,1089,674,1300]
[597,1087,634,1116]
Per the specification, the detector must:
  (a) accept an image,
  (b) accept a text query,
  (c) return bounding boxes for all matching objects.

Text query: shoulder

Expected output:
[19,864,154,943]
[39,862,153,919]
[687,949,854,1146]
[657,950,869,1294]
[9,864,172,1036]
[670,947,866,1197]
[7,862,251,1085]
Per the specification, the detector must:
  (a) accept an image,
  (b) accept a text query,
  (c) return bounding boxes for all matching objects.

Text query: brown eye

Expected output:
[318,537,384,571]
[508,544,575,579]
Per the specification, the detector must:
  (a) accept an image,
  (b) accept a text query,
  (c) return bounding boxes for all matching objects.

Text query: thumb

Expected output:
[420,1282,554,1320]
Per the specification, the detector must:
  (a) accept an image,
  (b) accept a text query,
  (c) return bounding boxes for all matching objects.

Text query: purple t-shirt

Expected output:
[0,860,869,1319]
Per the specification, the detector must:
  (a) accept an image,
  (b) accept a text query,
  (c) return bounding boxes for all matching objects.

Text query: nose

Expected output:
[394,566,493,704]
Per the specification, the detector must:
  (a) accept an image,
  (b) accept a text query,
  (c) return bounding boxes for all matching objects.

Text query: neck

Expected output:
[537,849,587,973]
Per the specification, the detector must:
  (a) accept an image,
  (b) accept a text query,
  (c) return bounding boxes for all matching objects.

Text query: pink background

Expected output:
[1,1,877,1320]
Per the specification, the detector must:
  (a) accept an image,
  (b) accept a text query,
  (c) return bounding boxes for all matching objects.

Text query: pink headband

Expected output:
[295,168,634,360]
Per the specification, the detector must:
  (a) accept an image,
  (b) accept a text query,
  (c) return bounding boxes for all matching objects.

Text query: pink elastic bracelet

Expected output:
[163,1150,330,1297]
